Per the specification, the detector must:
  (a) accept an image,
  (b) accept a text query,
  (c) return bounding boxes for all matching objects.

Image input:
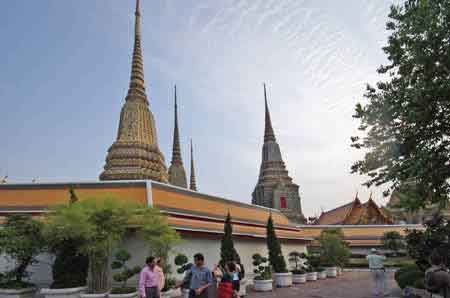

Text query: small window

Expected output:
[280,196,286,209]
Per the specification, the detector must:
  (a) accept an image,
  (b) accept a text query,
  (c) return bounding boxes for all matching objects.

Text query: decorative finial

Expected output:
[263,83,276,142]
[135,0,140,15]
[189,139,197,191]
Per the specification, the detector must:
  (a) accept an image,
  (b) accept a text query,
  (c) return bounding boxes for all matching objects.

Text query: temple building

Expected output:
[315,193,393,225]
[168,86,188,188]
[252,84,305,223]
[99,0,168,182]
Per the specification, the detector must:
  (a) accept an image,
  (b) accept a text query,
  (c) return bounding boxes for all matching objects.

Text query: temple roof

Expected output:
[0,181,310,240]
[315,195,393,225]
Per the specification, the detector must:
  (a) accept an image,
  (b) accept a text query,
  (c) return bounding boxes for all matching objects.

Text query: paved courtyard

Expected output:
[247,271,402,298]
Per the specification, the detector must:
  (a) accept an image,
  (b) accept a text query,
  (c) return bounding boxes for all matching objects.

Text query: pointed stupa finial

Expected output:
[263,83,276,142]
[126,0,147,102]
[369,191,373,201]
[171,85,182,164]
[168,85,187,188]
[190,139,197,191]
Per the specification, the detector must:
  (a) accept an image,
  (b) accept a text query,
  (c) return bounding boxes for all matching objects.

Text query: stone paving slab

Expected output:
[246,271,402,298]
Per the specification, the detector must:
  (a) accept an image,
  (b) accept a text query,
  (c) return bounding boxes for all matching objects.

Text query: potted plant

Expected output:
[266,215,292,287]
[288,252,307,284]
[252,254,272,292]
[305,266,317,281]
[0,215,44,298]
[41,189,90,298]
[174,254,192,298]
[318,229,350,279]
[109,249,140,298]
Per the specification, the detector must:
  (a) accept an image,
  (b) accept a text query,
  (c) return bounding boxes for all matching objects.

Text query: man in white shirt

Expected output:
[366,248,387,297]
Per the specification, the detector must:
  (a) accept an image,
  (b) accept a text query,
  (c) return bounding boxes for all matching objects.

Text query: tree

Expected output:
[0,215,44,287]
[137,207,181,277]
[351,0,450,209]
[288,251,306,273]
[220,212,240,266]
[382,231,405,256]
[252,254,271,280]
[44,188,89,289]
[266,215,287,273]
[405,214,450,271]
[45,198,137,293]
[318,230,350,267]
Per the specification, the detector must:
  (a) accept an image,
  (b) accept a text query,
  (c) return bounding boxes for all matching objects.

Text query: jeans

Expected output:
[372,269,386,297]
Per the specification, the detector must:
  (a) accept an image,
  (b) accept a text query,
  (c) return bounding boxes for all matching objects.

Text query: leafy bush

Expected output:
[161,277,176,292]
[395,265,424,289]
[252,254,271,280]
[319,229,350,267]
[382,231,405,256]
[289,252,306,274]
[111,249,140,293]
[50,240,89,289]
[174,254,192,274]
[0,215,44,287]
[266,215,287,273]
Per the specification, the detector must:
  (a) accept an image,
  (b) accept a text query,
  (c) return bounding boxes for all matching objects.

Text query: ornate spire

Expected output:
[99,0,168,182]
[189,140,197,191]
[264,83,276,143]
[252,83,305,223]
[168,85,187,188]
[126,0,146,102]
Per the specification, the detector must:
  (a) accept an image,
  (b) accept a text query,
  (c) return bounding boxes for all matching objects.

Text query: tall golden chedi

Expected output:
[100,0,168,182]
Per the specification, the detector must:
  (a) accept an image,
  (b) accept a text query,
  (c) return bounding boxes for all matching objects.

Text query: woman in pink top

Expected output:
[139,256,160,298]
[155,258,165,292]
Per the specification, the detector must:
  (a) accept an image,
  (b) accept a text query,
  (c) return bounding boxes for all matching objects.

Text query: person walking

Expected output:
[217,262,235,298]
[155,258,165,293]
[139,256,161,298]
[177,253,212,298]
[366,248,387,297]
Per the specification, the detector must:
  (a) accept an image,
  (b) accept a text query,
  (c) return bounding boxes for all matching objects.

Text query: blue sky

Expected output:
[0,0,399,217]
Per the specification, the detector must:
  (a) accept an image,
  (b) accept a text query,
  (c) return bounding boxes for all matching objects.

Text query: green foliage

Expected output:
[405,214,450,271]
[69,187,79,204]
[288,251,306,273]
[137,207,180,277]
[318,230,351,267]
[220,213,241,266]
[111,249,140,292]
[49,239,89,289]
[161,277,176,292]
[0,215,44,286]
[395,264,424,289]
[350,0,450,209]
[304,253,321,272]
[252,254,271,280]
[266,215,287,273]
[174,254,192,274]
[382,231,405,255]
[44,197,138,293]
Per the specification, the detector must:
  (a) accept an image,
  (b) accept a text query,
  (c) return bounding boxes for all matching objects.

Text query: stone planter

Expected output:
[326,267,337,278]
[108,292,138,298]
[292,274,307,284]
[181,289,190,298]
[80,293,108,298]
[306,272,317,281]
[239,279,248,297]
[318,271,327,279]
[0,288,36,298]
[41,287,87,298]
[161,289,182,298]
[253,279,273,292]
[274,272,292,287]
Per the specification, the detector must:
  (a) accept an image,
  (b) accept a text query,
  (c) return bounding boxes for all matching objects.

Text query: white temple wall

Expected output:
[3,233,307,288]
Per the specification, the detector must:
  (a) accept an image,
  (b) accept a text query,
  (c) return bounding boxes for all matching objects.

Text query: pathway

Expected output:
[246,271,402,298]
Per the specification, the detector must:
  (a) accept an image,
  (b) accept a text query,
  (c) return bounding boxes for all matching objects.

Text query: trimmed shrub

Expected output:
[395,265,424,289]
